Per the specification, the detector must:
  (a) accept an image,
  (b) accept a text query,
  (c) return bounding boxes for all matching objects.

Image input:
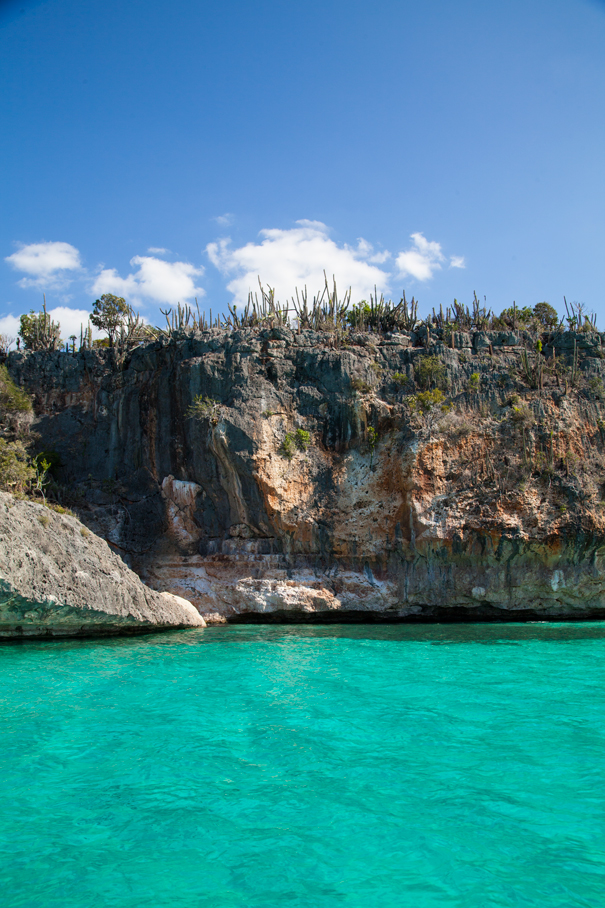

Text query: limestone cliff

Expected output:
[0,491,205,637]
[8,324,605,622]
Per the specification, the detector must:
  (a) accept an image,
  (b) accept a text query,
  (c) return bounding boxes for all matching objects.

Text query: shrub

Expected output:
[294,428,310,450]
[510,404,535,427]
[37,513,50,528]
[280,434,295,459]
[438,411,472,439]
[281,429,311,459]
[187,395,222,424]
[533,302,559,329]
[33,450,61,478]
[408,389,451,437]
[468,372,480,393]
[0,439,36,492]
[415,355,447,390]
[392,372,410,388]
[0,366,32,415]
[19,308,61,351]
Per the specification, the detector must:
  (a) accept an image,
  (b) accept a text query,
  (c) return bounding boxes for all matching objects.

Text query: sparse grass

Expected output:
[37,512,50,527]
[45,502,75,517]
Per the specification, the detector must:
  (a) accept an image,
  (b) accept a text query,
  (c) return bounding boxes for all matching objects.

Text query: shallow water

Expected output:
[1,623,605,907]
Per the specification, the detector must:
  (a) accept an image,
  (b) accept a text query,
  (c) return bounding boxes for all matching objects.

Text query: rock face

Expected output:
[8,326,605,622]
[0,492,205,637]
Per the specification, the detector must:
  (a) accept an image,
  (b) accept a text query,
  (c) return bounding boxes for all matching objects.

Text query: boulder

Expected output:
[0,491,205,638]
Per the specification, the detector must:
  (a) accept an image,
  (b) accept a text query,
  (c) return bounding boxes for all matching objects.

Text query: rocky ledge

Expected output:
[0,492,205,638]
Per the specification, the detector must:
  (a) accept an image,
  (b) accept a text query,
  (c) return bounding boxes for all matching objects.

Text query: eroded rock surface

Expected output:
[0,491,205,637]
[8,326,605,622]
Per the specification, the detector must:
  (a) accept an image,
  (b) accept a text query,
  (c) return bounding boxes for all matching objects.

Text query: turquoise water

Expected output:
[1,624,605,907]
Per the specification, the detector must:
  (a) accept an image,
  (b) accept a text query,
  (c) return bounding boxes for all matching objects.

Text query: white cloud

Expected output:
[0,308,104,347]
[91,255,205,306]
[147,247,170,255]
[207,220,390,307]
[0,315,20,346]
[5,241,82,289]
[47,307,103,341]
[395,233,446,282]
[449,255,466,269]
[214,213,234,227]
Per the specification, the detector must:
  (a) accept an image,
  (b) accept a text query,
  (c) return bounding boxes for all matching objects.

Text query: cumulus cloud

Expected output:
[395,233,446,282]
[207,220,391,307]
[0,314,20,346]
[0,308,104,346]
[5,241,82,289]
[91,255,205,306]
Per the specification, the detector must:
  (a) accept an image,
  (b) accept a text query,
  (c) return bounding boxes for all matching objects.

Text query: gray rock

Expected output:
[0,492,205,638]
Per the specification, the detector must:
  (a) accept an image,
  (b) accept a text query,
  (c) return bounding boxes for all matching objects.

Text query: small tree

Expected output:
[90,294,131,346]
[408,389,450,439]
[533,302,559,330]
[0,334,14,355]
[19,301,61,351]
[415,355,447,390]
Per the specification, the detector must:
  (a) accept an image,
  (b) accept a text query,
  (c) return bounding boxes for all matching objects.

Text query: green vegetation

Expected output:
[392,372,410,388]
[294,428,310,450]
[0,438,36,492]
[510,404,535,427]
[91,294,131,347]
[281,434,295,459]
[468,372,480,393]
[187,395,222,424]
[0,366,32,413]
[281,428,311,459]
[19,302,61,351]
[408,389,451,438]
[415,355,447,390]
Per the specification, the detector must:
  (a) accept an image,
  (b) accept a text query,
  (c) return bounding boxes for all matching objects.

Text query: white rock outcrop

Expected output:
[0,492,205,638]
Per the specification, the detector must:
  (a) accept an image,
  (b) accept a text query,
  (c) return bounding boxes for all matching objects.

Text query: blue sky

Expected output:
[1,0,604,339]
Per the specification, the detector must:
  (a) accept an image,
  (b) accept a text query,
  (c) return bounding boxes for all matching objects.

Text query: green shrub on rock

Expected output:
[187,395,222,424]
[415,355,447,390]
[0,366,31,415]
[0,439,36,492]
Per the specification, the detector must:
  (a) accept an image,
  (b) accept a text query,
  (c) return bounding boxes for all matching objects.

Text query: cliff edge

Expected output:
[8,324,605,622]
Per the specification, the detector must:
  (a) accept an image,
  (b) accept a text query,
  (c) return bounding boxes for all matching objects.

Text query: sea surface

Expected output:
[1,623,604,907]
